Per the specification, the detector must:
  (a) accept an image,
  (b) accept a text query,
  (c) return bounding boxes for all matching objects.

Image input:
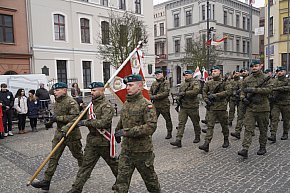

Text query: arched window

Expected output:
[54,14,65,40]
[80,18,90,43]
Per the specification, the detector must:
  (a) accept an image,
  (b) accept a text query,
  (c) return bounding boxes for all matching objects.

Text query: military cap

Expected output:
[250,60,260,67]
[276,66,287,72]
[123,74,143,84]
[183,70,193,76]
[52,82,67,89]
[240,68,246,73]
[264,69,272,74]
[154,70,163,74]
[211,66,220,71]
[88,82,104,89]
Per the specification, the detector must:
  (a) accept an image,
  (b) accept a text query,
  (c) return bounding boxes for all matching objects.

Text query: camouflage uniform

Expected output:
[149,77,173,138]
[228,76,240,125]
[239,71,272,153]
[269,75,290,140]
[175,77,201,143]
[44,94,83,182]
[71,95,118,192]
[115,92,160,193]
[201,76,231,148]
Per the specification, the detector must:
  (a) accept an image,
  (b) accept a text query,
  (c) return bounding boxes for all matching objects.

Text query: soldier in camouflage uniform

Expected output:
[228,71,241,127]
[238,61,272,158]
[67,82,118,193]
[268,66,290,142]
[199,66,232,152]
[150,70,173,139]
[31,82,83,191]
[114,74,160,193]
[231,68,249,139]
[170,70,201,148]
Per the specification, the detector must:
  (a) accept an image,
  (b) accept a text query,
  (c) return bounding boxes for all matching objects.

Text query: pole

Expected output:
[287,0,290,73]
[26,102,91,186]
[267,0,271,69]
[207,0,210,71]
[249,2,253,66]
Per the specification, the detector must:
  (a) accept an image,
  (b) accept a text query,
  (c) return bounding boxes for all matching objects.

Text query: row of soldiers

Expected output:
[150,62,290,159]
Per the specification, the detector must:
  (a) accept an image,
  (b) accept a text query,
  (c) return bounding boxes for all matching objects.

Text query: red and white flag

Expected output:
[193,66,202,79]
[207,36,228,46]
[202,66,209,81]
[105,43,150,103]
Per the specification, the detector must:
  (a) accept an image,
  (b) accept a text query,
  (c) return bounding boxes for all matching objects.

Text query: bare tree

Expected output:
[98,12,148,68]
[182,37,222,70]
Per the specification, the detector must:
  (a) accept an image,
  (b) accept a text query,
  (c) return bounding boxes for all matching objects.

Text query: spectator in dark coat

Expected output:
[27,90,40,132]
[36,83,50,110]
[0,83,14,137]
[71,83,83,110]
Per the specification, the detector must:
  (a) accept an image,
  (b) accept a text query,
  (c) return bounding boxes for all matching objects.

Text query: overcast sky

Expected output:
[153,0,265,8]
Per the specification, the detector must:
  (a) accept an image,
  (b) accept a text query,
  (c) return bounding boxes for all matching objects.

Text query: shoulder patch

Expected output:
[70,101,76,105]
[148,104,153,109]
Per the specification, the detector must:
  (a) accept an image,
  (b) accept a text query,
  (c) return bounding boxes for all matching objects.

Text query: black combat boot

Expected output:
[257,147,267,155]
[193,135,200,143]
[170,140,182,148]
[230,132,240,139]
[267,134,276,142]
[201,128,207,133]
[31,180,50,191]
[67,189,81,193]
[222,137,230,148]
[199,141,209,152]
[165,131,172,139]
[281,133,288,140]
[238,149,248,158]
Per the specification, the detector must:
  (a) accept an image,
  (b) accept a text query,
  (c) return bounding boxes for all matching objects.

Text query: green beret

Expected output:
[276,66,286,72]
[52,82,67,89]
[154,70,163,74]
[211,66,220,71]
[264,69,272,73]
[250,60,260,67]
[183,70,193,75]
[123,74,143,84]
[240,68,247,73]
[89,82,104,89]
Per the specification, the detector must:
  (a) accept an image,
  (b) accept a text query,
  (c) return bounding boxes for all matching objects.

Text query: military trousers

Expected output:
[156,106,173,132]
[72,144,118,192]
[234,102,245,133]
[115,151,160,193]
[270,104,290,135]
[176,107,201,140]
[242,110,269,150]
[205,110,229,142]
[228,100,238,123]
[44,132,83,182]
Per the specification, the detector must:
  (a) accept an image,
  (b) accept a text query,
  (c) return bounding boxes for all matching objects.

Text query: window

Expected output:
[242,40,246,53]
[160,23,164,36]
[120,25,127,46]
[154,24,157,36]
[135,0,141,14]
[247,18,250,30]
[247,41,249,54]
[236,15,240,28]
[208,4,211,20]
[174,13,179,28]
[103,62,110,84]
[57,60,67,83]
[236,39,240,53]
[148,64,153,74]
[269,0,273,6]
[155,43,158,55]
[186,38,192,50]
[269,16,273,36]
[283,17,290,34]
[160,42,165,54]
[242,16,246,30]
[101,0,108,6]
[119,0,126,10]
[224,11,227,25]
[202,5,205,20]
[186,10,192,25]
[281,53,290,68]
[0,14,14,43]
[82,61,91,88]
[212,4,215,20]
[174,39,180,53]
[224,39,227,52]
[101,21,109,44]
[80,18,90,43]
[54,14,65,40]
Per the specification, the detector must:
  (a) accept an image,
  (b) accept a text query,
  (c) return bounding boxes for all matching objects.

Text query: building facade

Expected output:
[154,0,260,86]
[0,0,32,75]
[264,0,290,72]
[28,0,155,88]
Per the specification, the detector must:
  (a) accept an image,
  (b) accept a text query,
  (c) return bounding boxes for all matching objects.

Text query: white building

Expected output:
[28,0,155,88]
[154,0,260,86]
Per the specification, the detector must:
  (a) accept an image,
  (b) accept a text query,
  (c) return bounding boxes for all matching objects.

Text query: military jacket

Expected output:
[149,78,170,108]
[240,71,272,112]
[54,94,81,140]
[271,76,290,105]
[203,76,231,111]
[84,95,114,146]
[116,92,157,153]
[178,78,200,109]
[229,78,241,101]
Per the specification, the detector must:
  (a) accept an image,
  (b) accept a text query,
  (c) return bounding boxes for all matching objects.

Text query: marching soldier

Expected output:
[114,74,160,193]
[268,66,290,142]
[67,82,118,193]
[199,66,232,152]
[150,70,173,139]
[170,70,201,147]
[31,82,83,191]
[238,61,272,158]
[228,71,241,126]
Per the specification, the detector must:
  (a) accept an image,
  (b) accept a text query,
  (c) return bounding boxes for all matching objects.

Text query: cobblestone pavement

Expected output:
[1,103,290,193]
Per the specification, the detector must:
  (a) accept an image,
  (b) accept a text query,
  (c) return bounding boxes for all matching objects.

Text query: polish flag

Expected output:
[207,36,228,46]
[193,66,202,79]
[202,66,209,81]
